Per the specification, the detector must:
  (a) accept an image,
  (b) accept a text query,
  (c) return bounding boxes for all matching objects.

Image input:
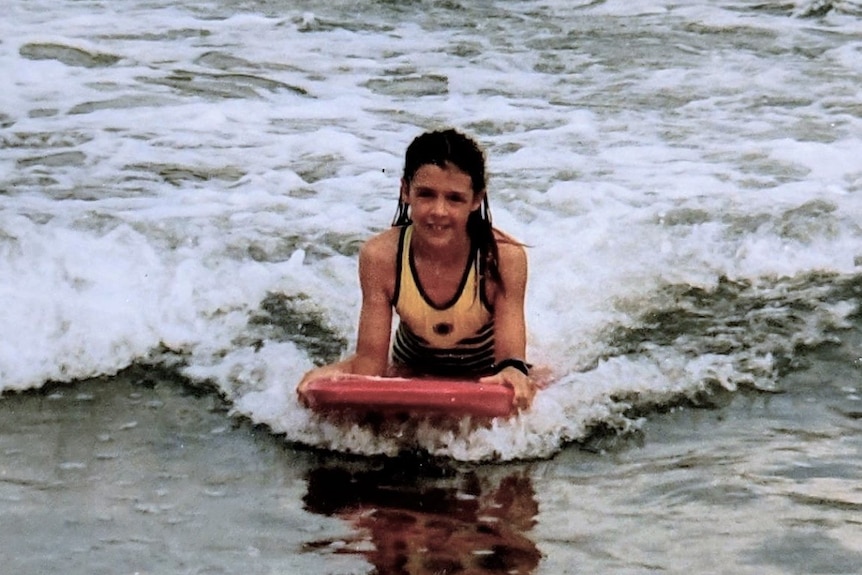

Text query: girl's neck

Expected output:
[410,227,472,269]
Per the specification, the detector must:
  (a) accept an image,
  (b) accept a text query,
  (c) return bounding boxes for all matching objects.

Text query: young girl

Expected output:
[299,129,535,409]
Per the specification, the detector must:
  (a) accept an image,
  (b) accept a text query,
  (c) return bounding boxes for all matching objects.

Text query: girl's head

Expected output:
[393,129,489,226]
[393,129,502,286]
[402,129,486,196]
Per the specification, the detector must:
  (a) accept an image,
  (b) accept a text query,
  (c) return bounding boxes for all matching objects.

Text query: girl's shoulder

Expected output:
[493,228,527,260]
[357,228,402,299]
[359,226,402,266]
[481,228,527,304]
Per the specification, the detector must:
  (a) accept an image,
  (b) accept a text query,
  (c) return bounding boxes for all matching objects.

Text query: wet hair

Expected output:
[392,128,503,287]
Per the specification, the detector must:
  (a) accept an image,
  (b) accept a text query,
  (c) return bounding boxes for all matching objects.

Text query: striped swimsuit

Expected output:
[391,225,495,377]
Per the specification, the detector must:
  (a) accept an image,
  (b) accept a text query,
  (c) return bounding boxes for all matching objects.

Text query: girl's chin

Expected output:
[416,224,458,241]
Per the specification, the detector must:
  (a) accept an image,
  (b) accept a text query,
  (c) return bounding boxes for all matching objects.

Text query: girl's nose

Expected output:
[431,196,447,215]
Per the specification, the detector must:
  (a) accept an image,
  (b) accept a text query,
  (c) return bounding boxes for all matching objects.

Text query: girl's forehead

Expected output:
[410,163,472,188]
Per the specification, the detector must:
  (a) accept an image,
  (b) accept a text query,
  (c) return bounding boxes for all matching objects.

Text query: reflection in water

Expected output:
[303,456,542,574]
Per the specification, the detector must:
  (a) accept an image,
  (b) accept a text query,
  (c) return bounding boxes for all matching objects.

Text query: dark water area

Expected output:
[0,372,320,574]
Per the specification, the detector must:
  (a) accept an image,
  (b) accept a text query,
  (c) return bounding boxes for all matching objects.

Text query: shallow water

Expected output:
[3,332,861,574]
[0,372,322,574]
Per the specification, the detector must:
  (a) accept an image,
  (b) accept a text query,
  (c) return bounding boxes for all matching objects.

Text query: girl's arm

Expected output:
[298,233,395,396]
[350,236,395,375]
[480,239,535,409]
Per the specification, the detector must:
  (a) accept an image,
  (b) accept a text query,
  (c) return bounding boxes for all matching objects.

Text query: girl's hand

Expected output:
[480,367,536,410]
[297,363,345,403]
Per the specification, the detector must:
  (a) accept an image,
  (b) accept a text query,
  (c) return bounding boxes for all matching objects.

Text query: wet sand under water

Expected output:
[2,347,862,575]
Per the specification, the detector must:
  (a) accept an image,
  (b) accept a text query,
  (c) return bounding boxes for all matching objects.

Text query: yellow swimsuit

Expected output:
[391,225,495,377]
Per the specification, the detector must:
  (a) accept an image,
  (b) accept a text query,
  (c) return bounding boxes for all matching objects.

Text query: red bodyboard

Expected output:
[303,375,515,418]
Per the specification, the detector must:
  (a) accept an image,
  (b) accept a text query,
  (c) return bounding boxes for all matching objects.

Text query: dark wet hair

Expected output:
[392,129,502,287]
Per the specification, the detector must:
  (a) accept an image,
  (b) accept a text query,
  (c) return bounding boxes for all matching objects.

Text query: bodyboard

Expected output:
[303,375,515,418]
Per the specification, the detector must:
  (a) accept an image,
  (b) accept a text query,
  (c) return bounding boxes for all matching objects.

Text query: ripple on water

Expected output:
[19,42,121,68]
[140,70,310,100]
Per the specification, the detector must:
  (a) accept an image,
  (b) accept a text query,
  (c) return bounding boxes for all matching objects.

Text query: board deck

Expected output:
[302,375,515,418]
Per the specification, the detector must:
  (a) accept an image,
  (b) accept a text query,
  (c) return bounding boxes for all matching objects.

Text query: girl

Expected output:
[299,129,535,409]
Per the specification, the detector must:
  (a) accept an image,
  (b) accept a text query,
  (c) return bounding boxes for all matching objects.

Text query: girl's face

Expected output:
[400,163,483,248]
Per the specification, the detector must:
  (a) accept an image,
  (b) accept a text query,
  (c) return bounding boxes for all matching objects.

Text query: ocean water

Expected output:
[2,0,862,572]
